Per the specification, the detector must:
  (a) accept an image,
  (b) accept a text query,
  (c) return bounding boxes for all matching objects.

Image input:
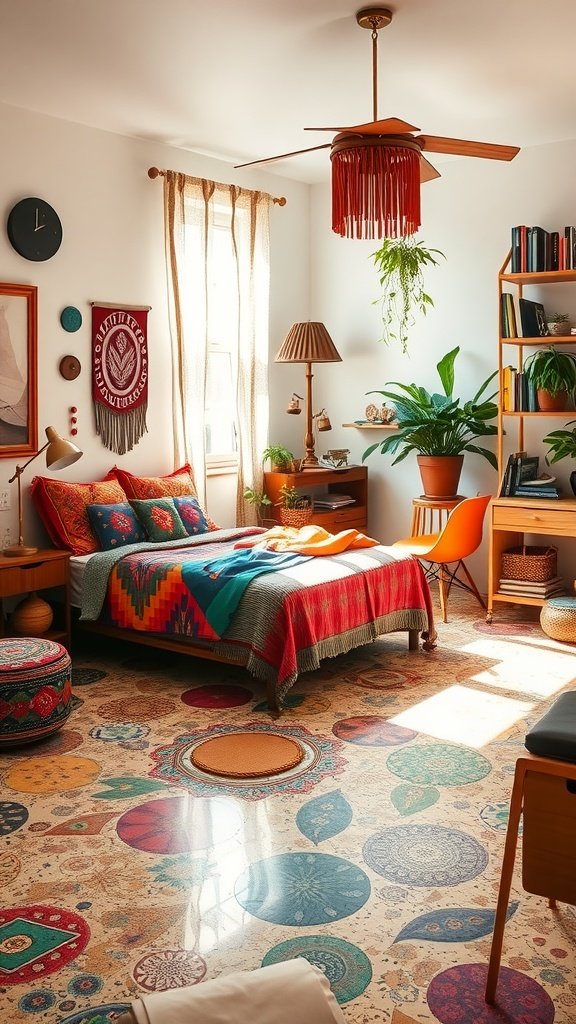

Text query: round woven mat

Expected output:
[191,731,304,778]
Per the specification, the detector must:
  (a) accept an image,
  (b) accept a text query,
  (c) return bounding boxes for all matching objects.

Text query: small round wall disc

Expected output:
[60,306,82,332]
[59,355,82,380]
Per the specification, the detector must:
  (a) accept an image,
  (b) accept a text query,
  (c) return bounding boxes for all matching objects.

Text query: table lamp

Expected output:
[275,322,342,469]
[4,426,83,557]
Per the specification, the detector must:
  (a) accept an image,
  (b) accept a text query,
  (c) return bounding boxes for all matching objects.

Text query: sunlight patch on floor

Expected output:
[389,683,534,748]
[456,638,576,698]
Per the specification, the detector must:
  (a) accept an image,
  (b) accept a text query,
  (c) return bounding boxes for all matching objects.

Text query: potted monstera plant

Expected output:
[362,346,499,498]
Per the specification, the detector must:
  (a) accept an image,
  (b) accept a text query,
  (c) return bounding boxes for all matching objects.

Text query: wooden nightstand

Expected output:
[264,466,368,532]
[0,549,71,650]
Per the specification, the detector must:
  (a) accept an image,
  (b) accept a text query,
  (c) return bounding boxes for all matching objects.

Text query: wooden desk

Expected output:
[410,495,464,536]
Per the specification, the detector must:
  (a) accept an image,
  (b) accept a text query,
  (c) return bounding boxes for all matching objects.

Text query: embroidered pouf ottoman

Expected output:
[540,596,576,643]
[0,637,72,746]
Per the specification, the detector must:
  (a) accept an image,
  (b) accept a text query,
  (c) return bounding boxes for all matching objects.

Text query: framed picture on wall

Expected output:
[0,282,38,458]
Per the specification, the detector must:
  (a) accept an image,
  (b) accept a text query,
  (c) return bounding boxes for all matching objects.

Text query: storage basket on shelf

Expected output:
[501,545,557,582]
[279,507,313,529]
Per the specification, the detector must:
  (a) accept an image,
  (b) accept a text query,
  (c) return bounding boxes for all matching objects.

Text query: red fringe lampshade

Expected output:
[331,135,421,240]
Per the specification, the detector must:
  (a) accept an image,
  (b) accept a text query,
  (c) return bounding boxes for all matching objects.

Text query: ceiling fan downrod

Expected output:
[356,7,392,122]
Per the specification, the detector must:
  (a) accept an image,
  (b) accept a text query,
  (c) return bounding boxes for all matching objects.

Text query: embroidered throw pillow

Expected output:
[87,502,147,550]
[30,476,128,555]
[130,497,188,542]
[106,464,220,530]
[172,496,209,536]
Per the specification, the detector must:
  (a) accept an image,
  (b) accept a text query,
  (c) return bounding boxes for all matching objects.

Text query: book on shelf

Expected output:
[513,487,560,499]
[518,298,549,338]
[511,453,539,493]
[313,493,356,509]
[501,365,516,410]
[500,293,518,338]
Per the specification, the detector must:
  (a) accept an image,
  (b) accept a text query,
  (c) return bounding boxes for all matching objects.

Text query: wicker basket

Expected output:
[279,507,313,528]
[501,545,557,582]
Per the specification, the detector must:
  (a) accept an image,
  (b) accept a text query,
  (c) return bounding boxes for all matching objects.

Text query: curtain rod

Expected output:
[147,166,286,206]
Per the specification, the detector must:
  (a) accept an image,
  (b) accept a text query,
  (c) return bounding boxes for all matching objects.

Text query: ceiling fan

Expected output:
[235,7,520,239]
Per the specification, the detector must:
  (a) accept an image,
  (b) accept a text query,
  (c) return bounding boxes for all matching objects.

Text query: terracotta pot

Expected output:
[536,388,569,412]
[417,455,464,499]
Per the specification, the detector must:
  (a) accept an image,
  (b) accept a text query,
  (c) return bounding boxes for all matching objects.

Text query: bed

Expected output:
[73,526,436,712]
[30,464,435,712]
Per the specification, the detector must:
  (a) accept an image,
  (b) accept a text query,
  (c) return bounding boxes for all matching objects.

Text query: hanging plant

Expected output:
[372,236,445,353]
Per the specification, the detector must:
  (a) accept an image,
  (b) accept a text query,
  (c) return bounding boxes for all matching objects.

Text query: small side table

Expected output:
[410,495,465,537]
[0,549,71,651]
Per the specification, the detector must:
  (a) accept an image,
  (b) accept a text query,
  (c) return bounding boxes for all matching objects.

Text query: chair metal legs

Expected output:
[421,558,486,622]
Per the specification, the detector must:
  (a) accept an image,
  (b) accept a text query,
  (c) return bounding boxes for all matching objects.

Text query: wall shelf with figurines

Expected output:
[343,402,398,429]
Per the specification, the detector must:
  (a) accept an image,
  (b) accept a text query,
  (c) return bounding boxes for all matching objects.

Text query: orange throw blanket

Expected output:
[235,524,379,554]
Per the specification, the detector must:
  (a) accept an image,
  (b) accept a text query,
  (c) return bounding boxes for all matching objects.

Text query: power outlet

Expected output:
[0,489,10,510]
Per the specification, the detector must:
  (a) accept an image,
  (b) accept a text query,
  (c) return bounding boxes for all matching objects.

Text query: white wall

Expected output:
[295,139,576,587]
[0,103,309,544]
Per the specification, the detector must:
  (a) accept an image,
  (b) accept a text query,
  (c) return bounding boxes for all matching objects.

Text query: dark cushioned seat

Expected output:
[525,691,576,762]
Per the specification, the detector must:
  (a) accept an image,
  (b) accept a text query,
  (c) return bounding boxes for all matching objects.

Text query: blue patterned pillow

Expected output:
[129,497,188,542]
[87,502,146,550]
[173,495,209,536]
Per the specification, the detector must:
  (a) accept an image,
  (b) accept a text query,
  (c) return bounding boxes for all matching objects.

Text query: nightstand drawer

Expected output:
[0,559,67,596]
[492,505,575,535]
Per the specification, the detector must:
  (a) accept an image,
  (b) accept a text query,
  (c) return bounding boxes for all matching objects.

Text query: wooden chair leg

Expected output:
[485,763,526,1003]
[438,564,448,622]
[459,558,487,610]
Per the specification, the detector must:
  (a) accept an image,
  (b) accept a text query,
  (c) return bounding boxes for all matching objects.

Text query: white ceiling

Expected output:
[3,0,576,184]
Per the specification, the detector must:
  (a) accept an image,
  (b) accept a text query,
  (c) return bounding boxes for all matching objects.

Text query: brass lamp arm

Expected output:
[8,441,49,484]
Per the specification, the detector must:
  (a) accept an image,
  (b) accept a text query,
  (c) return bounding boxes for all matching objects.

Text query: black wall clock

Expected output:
[7,197,63,261]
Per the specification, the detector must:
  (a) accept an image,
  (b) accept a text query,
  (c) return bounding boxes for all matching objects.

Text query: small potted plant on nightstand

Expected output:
[276,484,313,528]
[243,486,273,527]
[524,346,576,412]
[262,445,297,472]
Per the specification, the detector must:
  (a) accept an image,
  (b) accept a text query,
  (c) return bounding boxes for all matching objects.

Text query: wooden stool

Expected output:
[410,495,464,536]
[485,692,576,1003]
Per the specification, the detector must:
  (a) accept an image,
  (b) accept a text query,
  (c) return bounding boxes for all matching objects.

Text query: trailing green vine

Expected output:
[372,236,445,353]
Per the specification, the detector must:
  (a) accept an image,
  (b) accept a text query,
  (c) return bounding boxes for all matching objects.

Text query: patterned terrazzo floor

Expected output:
[2,589,576,1024]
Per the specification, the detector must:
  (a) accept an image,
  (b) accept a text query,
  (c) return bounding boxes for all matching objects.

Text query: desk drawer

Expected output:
[0,559,67,596]
[493,505,576,535]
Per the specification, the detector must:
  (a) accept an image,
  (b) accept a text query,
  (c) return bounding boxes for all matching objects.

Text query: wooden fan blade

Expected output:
[305,117,420,135]
[235,143,331,169]
[420,155,441,183]
[417,135,520,161]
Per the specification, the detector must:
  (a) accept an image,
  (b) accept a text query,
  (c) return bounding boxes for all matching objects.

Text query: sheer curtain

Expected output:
[163,171,272,523]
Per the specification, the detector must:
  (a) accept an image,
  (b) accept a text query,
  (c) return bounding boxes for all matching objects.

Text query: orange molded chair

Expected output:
[392,494,491,622]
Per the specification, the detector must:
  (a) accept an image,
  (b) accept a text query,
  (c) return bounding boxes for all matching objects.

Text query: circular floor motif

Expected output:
[67,973,103,997]
[58,1004,130,1024]
[387,743,492,787]
[5,755,101,794]
[363,824,488,887]
[18,989,56,1013]
[262,935,372,1003]
[345,669,418,691]
[133,949,207,991]
[181,684,252,708]
[28,729,84,757]
[191,731,304,777]
[0,904,90,985]
[116,795,242,853]
[150,722,346,800]
[480,801,523,835]
[90,724,150,743]
[426,963,554,1023]
[235,852,371,926]
[332,716,417,747]
[97,696,176,722]
[0,801,28,835]
[71,668,108,686]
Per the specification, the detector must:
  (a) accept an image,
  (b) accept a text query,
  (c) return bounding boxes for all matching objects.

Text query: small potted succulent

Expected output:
[262,444,297,472]
[524,346,576,411]
[546,312,572,337]
[276,484,312,528]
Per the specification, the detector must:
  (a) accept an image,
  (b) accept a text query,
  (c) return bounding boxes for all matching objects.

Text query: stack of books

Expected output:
[313,493,356,510]
[498,576,565,599]
[500,452,561,498]
[511,224,576,272]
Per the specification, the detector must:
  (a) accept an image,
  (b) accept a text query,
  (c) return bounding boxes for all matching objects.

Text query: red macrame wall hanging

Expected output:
[91,302,150,455]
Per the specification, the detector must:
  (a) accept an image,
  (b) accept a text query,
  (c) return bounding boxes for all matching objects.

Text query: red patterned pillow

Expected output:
[30,476,128,555]
[107,465,219,530]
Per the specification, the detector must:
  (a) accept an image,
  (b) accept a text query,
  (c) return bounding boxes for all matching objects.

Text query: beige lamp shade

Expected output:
[275,322,342,364]
[44,426,82,471]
